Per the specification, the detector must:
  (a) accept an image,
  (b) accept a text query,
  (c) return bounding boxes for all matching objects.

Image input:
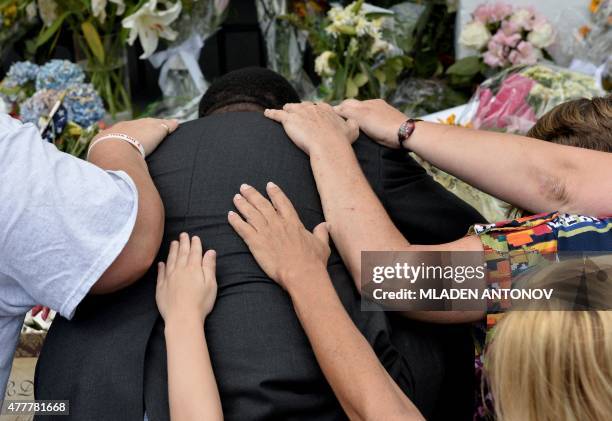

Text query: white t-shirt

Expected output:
[0,114,138,402]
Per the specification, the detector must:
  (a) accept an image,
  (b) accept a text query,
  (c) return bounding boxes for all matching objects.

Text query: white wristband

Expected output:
[87,133,146,160]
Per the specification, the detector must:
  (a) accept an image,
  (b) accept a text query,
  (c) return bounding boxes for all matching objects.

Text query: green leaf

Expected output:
[81,21,105,64]
[446,56,482,77]
[353,72,368,88]
[373,68,386,84]
[35,12,70,48]
[345,78,359,99]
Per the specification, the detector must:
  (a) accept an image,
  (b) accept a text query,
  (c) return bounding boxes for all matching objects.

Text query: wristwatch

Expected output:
[398,119,422,149]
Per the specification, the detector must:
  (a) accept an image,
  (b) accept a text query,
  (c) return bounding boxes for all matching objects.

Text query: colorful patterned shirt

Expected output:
[471,212,612,420]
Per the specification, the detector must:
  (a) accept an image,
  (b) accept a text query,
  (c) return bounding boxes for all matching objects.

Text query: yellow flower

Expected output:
[579,25,592,38]
[2,3,17,26]
[590,0,601,14]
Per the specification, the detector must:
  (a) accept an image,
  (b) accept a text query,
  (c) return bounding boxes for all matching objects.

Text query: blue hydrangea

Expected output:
[35,60,85,91]
[63,83,106,127]
[6,61,39,86]
[19,89,63,126]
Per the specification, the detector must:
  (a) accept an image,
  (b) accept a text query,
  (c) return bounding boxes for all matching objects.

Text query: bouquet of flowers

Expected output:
[286,0,411,101]
[31,0,221,116]
[416,64,603,222]
[0,0,38,51]
[554,0,611,86]
[467,64,603,134]
[448,2,556,84]
[0,60,106,158]
[255,0,326,98]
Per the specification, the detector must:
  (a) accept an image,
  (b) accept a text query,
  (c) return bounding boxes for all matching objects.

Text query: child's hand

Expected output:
[156,233,218,324]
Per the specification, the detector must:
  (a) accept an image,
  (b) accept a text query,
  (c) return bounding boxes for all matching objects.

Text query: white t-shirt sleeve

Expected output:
[0,114,138,319]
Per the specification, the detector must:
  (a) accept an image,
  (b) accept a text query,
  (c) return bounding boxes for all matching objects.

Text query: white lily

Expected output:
[122,0,182,59]
[92,0,126,24]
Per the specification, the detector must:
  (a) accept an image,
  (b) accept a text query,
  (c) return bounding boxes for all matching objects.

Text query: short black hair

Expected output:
[198,67,301,117]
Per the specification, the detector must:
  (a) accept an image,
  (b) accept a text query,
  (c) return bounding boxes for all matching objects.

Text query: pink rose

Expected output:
[473,73,537,132]
[509,7,536,31]
[483,39,507,67]
[508,41,539,65]
[491,2,513,21]
[473,4,494,23]
[501,19,520,36]
[492,29,521,48]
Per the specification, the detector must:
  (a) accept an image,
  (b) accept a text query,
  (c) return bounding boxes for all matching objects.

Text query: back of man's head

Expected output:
[199,67,301,117]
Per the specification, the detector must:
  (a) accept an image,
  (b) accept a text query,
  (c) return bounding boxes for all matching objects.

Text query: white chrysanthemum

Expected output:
[314,51,336,77]
[459,21,491,50]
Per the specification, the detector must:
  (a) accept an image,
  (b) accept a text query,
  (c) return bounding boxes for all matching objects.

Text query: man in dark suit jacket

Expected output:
[35,68,483,421]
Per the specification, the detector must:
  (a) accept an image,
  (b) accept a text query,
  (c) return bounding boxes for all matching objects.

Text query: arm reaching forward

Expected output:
[228,183,424,421]
[88,118,178,293]
[156,233,223,421]
[333,99,612,216]
[264,104,484,324]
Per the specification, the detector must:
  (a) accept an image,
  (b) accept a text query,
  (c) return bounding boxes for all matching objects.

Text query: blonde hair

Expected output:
[486,311,612,421]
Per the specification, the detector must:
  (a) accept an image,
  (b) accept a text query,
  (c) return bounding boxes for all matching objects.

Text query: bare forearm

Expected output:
[287,270,423,421]
[309,143,410,285]
[88,141,164,292]
[307,143,485,323]
[407,122,612,215]
[165,320,223,421]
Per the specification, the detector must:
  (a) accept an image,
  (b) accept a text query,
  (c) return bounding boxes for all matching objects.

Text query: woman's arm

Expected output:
[89,118,179,293]
[156,233,223,421]
[333,99,612,216]
[264,104,483,287]
[228,183,424,421]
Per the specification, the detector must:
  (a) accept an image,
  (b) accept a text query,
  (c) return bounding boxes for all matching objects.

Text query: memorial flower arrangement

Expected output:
[470,64,603,134]
[29,0,225,116]
[0,60,106,158]
[448,2,556,84]
[0,0,38,50]
[287,0,411,101]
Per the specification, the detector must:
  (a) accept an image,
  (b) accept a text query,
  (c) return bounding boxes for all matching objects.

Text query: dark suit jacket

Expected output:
[35,112,483,421]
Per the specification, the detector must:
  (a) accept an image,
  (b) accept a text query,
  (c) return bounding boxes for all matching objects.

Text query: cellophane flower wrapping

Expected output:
[256,0,316,99]
[551,0,611,68]
[417,64,604,223]
[465,64,604,134]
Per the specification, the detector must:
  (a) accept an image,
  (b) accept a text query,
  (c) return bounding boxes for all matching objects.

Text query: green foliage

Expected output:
[81,21,106,64]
